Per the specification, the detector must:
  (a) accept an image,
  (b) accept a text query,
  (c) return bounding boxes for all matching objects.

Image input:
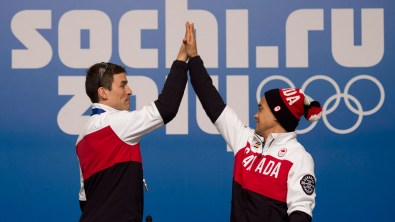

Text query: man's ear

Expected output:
[97,87,108,101]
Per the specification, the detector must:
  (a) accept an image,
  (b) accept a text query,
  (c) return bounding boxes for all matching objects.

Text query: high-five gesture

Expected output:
[184,22,198,59]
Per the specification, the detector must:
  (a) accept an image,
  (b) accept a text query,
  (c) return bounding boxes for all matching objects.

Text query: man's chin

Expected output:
[254,130,262,136]
[118,105,130,111]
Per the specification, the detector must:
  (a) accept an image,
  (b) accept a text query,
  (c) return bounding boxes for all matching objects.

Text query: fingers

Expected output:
[183,22,188,43]
[188,22,194,43]
[184,21,198,58]
[184,22,192,44]
[190,23,195,40]
[187,22,191,43]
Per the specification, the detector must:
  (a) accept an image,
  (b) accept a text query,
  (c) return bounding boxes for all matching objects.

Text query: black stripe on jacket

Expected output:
[155,60,188,124]
[188,56,226,123]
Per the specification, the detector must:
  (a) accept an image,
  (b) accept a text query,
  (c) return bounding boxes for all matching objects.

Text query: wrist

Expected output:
[176,56,187,62]
[188,53,198,58]
[175,58,187,63]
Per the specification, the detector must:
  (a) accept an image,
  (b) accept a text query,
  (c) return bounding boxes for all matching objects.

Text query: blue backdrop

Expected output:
[1,0,394,221]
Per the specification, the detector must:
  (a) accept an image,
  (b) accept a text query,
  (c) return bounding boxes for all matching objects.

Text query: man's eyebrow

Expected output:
[258,104,262,108]
[120,80,128,84]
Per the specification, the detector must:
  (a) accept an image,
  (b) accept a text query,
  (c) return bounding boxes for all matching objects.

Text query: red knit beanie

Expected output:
[264,88,322,132]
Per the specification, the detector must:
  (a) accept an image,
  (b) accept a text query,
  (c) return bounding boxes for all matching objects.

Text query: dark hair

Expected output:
[85,62,126,103]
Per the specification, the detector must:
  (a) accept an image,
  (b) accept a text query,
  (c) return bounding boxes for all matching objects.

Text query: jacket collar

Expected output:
[264,132,296,148]
[92,103,118,113]
[252,131,297,150]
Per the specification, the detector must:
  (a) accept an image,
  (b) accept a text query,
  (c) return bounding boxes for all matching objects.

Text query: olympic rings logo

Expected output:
[256,75,385,134]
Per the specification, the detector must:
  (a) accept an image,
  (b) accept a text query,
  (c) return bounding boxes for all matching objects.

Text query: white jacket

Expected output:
[215,106,316,219]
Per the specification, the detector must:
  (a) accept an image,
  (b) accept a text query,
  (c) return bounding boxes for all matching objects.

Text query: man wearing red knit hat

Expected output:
[183,22,323,222]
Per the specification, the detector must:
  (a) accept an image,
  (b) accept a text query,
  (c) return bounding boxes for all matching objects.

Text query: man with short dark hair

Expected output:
[184,22,322,222]
[76,38,189,221]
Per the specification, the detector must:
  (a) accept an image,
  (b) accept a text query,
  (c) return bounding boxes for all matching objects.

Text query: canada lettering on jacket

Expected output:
[242,154,281,178]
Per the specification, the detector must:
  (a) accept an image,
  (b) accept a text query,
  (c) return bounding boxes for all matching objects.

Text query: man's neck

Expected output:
[263,126,287,141]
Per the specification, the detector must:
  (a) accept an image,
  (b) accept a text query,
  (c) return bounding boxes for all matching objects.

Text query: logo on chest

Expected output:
[278,148,287,157]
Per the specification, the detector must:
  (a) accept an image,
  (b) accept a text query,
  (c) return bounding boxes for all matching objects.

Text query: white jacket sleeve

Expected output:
[286,151,316,217]
[214,106,254,155]
[108,102,164,144]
